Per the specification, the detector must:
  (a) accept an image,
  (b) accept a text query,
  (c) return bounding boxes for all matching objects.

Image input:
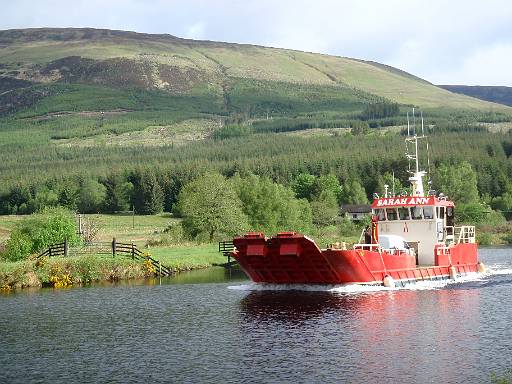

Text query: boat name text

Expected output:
[375,197,434,207]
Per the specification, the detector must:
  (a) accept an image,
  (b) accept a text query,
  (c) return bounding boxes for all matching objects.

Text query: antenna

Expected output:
[421,110,424,136]
[407,111,410,136]
[412,107,416,136]
[426,141,431,177]
[392,170,395,196]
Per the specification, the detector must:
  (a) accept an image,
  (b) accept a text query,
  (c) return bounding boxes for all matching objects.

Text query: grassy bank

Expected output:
[0,254,148,290]
[0,243,229,290]
[149,244,226,269]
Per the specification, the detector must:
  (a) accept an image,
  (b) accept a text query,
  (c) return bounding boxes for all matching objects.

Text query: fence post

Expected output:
[49,246,52,258]
[112,237,116,257]
[64,239,69,257]
[159,261,162,276]
[131,241,135,260]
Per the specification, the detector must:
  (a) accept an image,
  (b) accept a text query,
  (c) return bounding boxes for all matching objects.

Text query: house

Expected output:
[340,204,372,221]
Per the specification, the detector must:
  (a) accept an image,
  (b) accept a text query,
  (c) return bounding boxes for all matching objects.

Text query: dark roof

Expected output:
[340,204,372,214]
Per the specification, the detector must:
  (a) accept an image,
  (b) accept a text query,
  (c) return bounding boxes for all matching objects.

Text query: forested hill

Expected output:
[1,28,512,220]
[0,27,507,112]
[439,85,512,107]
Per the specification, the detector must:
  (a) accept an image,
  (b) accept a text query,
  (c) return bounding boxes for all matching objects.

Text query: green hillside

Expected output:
[1,27,509,112]
[1,28,512,220]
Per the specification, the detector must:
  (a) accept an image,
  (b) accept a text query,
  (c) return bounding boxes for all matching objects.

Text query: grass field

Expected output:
[0,213,177,243]
[148,244,226,269]
[79,213,177,242]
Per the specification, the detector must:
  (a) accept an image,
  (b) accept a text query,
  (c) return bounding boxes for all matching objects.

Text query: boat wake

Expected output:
[228,265,512,294]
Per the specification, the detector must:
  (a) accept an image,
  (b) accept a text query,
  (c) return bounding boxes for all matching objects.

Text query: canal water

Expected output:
[1,248,512,383]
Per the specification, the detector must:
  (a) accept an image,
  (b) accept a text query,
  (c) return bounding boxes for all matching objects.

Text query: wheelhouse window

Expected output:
[411,206,423,220]
[439,207,445,219]
[423,206,434,219]
[398,207,410,220]
[375,209,386,221]
[386,208,398,221]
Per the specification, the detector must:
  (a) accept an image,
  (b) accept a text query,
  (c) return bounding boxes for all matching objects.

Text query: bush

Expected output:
[147,222,185,247]
[456,202,488,224]
[212,125,251,140]
[502,233,512,245]
[3,207,80,262]
[476,232,493,246]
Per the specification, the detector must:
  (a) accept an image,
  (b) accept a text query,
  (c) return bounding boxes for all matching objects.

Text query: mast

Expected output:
[405,109,427,197]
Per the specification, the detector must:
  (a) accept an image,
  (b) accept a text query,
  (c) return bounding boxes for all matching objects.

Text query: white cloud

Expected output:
[435,43,512,86]
[184,22,205,40]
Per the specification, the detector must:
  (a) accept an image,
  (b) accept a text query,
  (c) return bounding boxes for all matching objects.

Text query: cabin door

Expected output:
[445,207,454,240]
[437,221,444,241]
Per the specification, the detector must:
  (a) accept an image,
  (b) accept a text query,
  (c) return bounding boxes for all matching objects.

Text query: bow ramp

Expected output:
[233,232,342,284]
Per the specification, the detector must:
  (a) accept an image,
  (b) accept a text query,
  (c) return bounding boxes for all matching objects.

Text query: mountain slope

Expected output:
[0,27,509,113]
[439,85,512,107]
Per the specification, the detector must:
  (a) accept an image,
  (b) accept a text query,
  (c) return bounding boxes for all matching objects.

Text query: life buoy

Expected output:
[383,275,395,288]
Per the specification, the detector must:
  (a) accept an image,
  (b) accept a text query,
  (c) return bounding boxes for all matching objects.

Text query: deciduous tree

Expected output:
[177,173,248,241]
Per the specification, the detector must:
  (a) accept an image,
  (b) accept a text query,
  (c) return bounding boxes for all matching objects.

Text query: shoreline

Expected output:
[0,252,227,291]
[1,224,510,291]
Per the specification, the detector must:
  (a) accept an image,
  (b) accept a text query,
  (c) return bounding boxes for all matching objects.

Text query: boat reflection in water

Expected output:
[238,288,480,382]
[239,290,362,322]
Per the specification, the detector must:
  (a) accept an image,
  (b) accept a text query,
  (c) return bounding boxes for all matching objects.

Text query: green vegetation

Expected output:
[1,29,512,209]
[148,244,225,270]
[4,208,79,261]
[0,255,149,289]
[234,173,313,233]
[2,129,512,224]
[440,85,512,107]
[175,173,248,241]
[490,369,512,384]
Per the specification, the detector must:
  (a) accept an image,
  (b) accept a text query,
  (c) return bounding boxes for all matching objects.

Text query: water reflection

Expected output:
[1,248,510,383]
[238,288,481,383]
[240,291,364,322]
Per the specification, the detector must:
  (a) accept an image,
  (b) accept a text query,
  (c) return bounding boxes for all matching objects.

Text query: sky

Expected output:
[2,0,512,86]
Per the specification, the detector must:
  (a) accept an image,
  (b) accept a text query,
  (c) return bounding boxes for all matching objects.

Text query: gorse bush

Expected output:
[3,207,80,261]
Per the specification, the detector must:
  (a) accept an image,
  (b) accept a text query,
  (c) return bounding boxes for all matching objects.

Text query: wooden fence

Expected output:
[218,240,237,267]
[37,241,69,258]
[37,238,173,277]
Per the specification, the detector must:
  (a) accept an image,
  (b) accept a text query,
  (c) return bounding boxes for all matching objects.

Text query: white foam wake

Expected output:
[228,265,512,293]
[488,267,512,276]
[228,282,391,293]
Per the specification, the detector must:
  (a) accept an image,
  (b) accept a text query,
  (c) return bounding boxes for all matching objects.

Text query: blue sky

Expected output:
[2,0,512,86]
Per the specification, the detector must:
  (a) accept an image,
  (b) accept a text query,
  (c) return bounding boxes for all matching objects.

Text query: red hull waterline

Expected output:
[232,232,479,286]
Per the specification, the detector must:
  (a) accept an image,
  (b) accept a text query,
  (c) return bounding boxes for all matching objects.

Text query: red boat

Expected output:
[232,112,484,287]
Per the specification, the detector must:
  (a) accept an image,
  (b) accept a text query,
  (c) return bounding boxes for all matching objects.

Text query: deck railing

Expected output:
[353,243,382,252]
[444,226,475,244]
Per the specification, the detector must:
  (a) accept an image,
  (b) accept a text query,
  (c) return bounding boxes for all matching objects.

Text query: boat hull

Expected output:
[233,232,478,285]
